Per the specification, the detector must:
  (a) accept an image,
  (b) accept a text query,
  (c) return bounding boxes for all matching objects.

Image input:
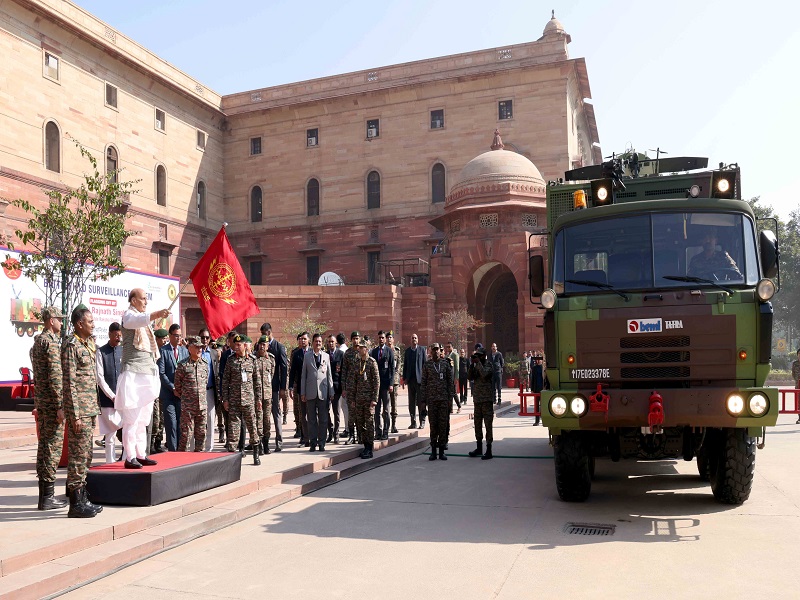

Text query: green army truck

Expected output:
[528,153,780,504]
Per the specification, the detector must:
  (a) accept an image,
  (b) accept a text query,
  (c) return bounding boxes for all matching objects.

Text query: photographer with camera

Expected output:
[467,346,495,460]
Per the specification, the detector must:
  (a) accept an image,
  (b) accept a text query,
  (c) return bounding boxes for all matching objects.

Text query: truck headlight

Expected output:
[541,289,557,309]
[551,395,568,417]
[748,393,768,416]
[757,278,775,301]
[726,393,745,416]
[570,396,587,417]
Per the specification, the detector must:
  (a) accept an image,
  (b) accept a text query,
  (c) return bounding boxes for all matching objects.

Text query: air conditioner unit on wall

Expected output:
[308,137,317,147]
[367,128,377,138]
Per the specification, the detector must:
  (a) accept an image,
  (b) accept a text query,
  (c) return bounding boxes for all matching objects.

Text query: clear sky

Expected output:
[73,0,800,219]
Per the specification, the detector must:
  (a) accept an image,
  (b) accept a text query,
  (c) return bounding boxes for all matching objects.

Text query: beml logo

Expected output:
[627,318,662,334]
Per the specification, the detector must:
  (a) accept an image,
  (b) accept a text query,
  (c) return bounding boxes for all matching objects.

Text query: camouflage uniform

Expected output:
[468,357,494,445]
[31,330,64,483]
[341,346,359,440]
[254,353,275,442]
[62,334,99,492]
[222,354,261,449]
[350,355,379,445]
[174,356,209,452]
[420,356,455,452]
[688,250,741,280]
[389,345,401,426]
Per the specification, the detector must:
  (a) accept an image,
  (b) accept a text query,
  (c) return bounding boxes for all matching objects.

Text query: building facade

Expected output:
[0,1,600,353]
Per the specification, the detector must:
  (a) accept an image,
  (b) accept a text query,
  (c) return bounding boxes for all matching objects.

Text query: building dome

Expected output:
[449,130,545,199]
[541,11,571,42]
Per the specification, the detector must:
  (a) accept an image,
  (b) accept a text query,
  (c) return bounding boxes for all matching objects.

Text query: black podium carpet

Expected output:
[86,451,242,506]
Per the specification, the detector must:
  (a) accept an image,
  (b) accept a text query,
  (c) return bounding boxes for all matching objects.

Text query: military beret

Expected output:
[350,331,360,339]
[233,334,244,343]
[242,335,252,343]
[257,335,269,344]
[154,329,169,338]
[41,305,64,320]
[185,335,203,347]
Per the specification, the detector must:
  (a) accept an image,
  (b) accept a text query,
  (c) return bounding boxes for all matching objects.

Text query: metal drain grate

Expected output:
[563,522,616,536]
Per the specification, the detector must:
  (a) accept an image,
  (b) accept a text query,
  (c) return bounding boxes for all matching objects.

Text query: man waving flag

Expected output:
[190,225,259,338]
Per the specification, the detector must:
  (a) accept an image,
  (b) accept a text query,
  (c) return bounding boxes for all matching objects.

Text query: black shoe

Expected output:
[138,457,158,466]
[303,440,310,447]
[94,439,105,448]
[468,442,483,458]
[390,425,398,434]
[282,416,287,425]
[67,486,97,518]
[326,430,333,443]
[244,443,253,451]
[310,443,317,452]
[293,430,301,439]
[81,486,103,513]
[318,444,325,452]
[274,440,282,452]
[429,450,437,461]
[262,440,271,455]
[37,480,67,510]
[124,458,143,469]
[409,420,417,429]
[482,443,493,460]
[253,445,261,466]
[439,447,447,461]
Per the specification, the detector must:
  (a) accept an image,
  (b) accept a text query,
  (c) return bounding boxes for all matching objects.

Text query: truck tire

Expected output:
[710,428,756,505]
[553,432,591,502]
[696,448,710,481]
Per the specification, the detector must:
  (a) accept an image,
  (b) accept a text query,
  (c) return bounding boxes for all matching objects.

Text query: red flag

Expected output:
[189,227,259,338]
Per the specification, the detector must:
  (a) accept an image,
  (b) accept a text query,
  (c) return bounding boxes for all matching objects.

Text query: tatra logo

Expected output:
[206,258,237,305]
[665,320,683,329]
[627,318,662,334]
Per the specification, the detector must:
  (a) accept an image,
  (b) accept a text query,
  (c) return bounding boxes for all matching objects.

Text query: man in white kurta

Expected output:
[115,288,171,469]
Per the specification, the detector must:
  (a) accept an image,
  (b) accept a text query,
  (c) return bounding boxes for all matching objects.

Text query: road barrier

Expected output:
[517,384,540,417]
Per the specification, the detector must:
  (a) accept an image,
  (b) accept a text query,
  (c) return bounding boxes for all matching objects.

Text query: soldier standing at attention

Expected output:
[174,337,209,452]
[222,334,262,465]
[792,349,800,425]
[62,306,103,517]
[351,339,379,459]
[340,331,361,444]
[31,305,68,511]
[255,335,276,455]
[468,346,495,460]
[386,331,401,433]
[150,329,169,453]
[521,351,531,392]
[421,343,455,461]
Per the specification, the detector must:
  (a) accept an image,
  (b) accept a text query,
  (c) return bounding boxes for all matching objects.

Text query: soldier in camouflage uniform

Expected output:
[467,346,495,460]
[62,306,103,517]
[254,335,276,455]
[174,337,209,452]
[688,229,742,280]
[387,332,401,433]
[31,306,68,511]
[420,343,455,461]
[350,340,379,459]
[151,329,169,453]
[340,331,361,444]
[222,334,262,465]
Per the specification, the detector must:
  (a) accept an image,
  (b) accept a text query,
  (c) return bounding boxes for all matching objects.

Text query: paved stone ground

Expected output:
[59,412,800,600]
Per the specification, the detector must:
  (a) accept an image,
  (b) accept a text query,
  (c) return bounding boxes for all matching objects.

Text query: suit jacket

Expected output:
[490,351,505,374]
[330,347,344,393]
[289,347,308,392]
[370,344,395,391]
[402,345,426,385]
[300,350,333,401]
[268,338,288,392]
[158,343,189,402]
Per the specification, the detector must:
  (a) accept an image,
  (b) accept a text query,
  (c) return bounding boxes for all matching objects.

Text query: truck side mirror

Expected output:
[529,254,545,299]
[759,230,779,279]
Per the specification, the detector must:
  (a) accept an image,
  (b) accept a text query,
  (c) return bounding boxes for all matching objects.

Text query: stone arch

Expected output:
[466,260,519,353]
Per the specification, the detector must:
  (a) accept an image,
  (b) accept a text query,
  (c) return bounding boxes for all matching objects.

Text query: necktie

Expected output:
[174,346,178,360]
[379,348,383,360]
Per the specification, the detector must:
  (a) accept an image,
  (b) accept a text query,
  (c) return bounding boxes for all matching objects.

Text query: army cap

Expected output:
[154,328,169,338]
[242,335,253,343]
[233,334,245,343]
[215,336,226,346]
[257,335,269,344]
[350,331,360,339]
[185,335,203,347]
[41,306,64,320]
[356,339,368,348]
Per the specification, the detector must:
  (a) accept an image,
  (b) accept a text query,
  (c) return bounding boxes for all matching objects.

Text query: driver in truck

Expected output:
[688,228,741,280]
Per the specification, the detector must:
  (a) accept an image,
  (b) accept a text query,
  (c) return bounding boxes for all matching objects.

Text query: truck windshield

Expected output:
[552,211,759,295]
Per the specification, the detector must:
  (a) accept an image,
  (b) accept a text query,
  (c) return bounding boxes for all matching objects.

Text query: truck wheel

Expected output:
[554,432,591,502]
[696,448,710,481]
[710,428,756,505]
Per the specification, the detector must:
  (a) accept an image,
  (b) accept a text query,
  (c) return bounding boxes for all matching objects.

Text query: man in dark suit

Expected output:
[327,334,345,444]
[300,333,334,451]
[261,322,287,451]
[289,332,310,445]
[158,324,189,451]
[490,342,504,404]
[370,330,395,440]
[401,333,426,429]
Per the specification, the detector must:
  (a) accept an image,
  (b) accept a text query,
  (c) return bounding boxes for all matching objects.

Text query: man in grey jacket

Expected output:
[300,333,334,452]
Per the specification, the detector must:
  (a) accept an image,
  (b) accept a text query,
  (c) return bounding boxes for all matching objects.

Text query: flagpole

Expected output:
[167,279,191,311]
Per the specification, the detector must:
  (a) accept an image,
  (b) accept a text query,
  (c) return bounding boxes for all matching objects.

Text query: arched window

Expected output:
[432,163,446,204]
[106,146,118,183]
[251,186,262,223]
[45,121,60,173]
[155,165,167,206]
[197,181,206,219]
[367,171,381,209]
[307,178,320,216]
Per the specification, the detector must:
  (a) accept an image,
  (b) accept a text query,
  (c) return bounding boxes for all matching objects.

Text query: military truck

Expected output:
[528,152,780,504]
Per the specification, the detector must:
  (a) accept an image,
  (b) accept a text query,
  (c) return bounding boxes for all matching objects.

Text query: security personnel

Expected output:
[174,336,209,452]
[222,334,262,465]
[370,330,395,441]
[350,339,379,459]
[30,305,67,511]
[420,343,455,461]
[62,305,103,517]
[151,328,169,453]
[467,346,494,460]
[340,331,361,444]
[386,331,401,433]
[254,335,276,455]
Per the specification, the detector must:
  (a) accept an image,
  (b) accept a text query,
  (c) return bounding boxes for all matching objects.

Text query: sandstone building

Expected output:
[0,0,601,354]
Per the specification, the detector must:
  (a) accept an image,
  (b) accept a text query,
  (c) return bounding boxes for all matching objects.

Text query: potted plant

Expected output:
[503,352,521,388]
